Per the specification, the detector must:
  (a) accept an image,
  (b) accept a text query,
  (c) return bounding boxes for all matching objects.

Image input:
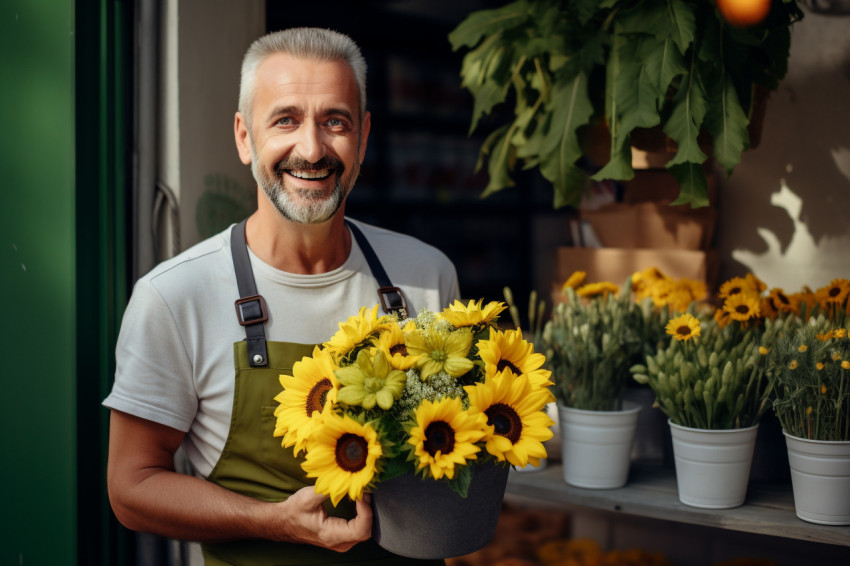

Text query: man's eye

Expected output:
[327,118,343,127]
[276,117,292,126]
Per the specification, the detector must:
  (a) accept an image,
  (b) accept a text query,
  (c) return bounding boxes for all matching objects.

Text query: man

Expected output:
[105,28,459,565]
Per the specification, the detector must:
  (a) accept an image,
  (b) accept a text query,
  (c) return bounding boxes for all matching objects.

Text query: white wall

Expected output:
[161,0,263,252]
[719,10,850,292]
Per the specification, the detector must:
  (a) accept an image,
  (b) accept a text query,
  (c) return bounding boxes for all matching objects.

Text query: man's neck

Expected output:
[244,201,351,275]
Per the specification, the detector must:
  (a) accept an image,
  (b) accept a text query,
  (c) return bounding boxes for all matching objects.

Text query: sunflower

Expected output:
[667,288,696,313]
[335,349,406,410]
[723,292,762,322]
[643,278,674,307]
[465,369,554,468]
[745,273,767,294]
[790,289,817,317]
[665,313,701,342]
[274,346,340,455]
[760,295,779,319]
[632,266,667,289]
[576,281,619,299]
[370,319,420,370]
[406,397,487,480]
[714,306,731,329]
[767,287,799,314]
[681,278,708,302]
[476,327,552,386]
[301,412,382,506]
[405,326,474,380]
[438,299,506,327]
[323,305,391,362]
[717,276,750,299]
[561,271,586,292]
[816,278,850,305]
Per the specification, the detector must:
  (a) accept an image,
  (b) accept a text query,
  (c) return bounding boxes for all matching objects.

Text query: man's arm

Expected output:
[106,410,371,551]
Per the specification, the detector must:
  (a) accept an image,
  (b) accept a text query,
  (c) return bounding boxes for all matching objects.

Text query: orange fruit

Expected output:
[716,0,771,28]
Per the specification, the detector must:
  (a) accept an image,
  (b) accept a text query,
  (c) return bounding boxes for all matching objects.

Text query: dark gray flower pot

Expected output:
[371,461,509,559]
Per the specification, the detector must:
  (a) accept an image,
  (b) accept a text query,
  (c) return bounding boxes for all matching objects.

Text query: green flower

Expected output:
[336,349,406,410]
[405,327,474,380]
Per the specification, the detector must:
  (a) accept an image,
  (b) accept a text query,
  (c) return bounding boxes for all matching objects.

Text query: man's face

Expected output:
[239,53,369,224]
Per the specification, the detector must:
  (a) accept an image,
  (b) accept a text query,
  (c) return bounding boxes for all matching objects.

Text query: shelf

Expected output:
[506,462,850,548]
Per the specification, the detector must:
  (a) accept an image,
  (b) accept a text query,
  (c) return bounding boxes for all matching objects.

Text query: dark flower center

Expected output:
[735,305,751,315]
[728,286,742,296]
[389,343,408,357]
[777,292,790,305]
[423,421,455,456]
[335,433,368,472]
[305,378,333,416]
[829,287,841,298]
[485,403,522,444]
[497,359,522,374]
[676,325,692,337]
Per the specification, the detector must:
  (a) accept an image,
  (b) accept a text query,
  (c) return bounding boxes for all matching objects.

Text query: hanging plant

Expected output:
[449,0,804,208]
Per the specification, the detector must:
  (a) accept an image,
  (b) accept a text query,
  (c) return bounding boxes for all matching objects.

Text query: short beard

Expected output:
[250,144,360,225]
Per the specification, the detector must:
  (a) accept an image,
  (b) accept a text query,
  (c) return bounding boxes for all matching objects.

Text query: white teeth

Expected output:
[290,169,331,180]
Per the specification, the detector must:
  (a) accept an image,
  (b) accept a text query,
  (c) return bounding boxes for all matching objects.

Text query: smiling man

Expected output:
[104,28,458,566]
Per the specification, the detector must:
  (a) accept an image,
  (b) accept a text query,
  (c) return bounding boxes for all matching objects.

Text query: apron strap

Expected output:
[229,218,409,367]
[231,219,269,367]
[346,220,408,318]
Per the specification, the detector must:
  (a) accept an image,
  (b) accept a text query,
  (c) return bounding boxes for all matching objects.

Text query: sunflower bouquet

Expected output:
[272,301,554,505]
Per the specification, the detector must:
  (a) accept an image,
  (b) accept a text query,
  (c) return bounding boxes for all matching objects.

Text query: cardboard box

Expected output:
[621,169,718,206]
[580,201,716,251]
[551,247,719,304]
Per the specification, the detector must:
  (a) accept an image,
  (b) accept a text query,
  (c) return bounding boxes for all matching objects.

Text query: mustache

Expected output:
[274,155,344,176]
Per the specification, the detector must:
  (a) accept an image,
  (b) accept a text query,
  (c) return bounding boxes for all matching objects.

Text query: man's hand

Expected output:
[107,410,372,549]
[271,487,372,552]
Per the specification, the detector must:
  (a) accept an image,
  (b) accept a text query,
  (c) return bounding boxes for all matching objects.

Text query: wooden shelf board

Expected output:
[506,462,850,548]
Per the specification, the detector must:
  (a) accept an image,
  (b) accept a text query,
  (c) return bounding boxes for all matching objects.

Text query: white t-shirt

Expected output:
[103,219,460,477]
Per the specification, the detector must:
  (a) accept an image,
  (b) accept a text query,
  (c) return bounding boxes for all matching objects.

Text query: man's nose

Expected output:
[294,121,324,164]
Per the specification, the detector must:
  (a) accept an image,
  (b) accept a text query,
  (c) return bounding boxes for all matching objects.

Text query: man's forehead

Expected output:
[255,53,357,96]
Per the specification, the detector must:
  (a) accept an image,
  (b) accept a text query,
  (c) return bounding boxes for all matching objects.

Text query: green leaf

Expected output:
[619,0,669,36]
[536,70,594,205]
[445,463,473,498]
[668,162,709,208]
[448,0,530,51]
[516,110,548,160]
[378,454,411,483]
[540,71,594,158]
[474,125,509,174]
[662,64,708,167]
[482,125,517,197]
[571,0,603,26]
[464,45,512,134]
[655,38,687,108]
[550,162,587,209]
[666,0,697,55]
[616,36,665,141]
[703,72,749,175]
[590,135,634,182]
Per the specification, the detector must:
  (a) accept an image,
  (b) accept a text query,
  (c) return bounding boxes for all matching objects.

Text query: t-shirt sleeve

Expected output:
[103,278,198,432]
[442,262,461,306]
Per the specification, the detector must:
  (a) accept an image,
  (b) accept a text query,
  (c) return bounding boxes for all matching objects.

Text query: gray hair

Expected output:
[238,28,367,130]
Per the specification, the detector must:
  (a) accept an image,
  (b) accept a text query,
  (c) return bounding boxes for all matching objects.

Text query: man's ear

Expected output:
[359,111,371,164]
[234,112,253,165]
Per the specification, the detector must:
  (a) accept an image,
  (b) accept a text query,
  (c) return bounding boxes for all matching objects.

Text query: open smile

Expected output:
[286,168,334,181]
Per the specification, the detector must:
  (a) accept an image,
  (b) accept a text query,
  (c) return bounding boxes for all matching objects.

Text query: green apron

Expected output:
[201,220,443,566]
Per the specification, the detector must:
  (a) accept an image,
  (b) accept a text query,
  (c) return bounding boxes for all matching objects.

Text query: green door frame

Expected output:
[76,0,134,563]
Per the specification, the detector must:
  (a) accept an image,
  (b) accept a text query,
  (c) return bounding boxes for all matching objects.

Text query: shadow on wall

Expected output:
[718,12,850,288]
